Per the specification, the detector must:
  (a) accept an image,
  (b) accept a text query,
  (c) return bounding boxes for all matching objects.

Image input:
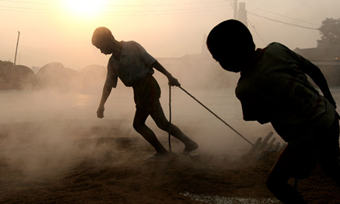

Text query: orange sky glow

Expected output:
[0,0,339,70]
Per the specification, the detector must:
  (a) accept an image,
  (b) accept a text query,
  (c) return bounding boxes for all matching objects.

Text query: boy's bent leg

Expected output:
[267,145,308,204]
[150,102,198,153]
[133,109,168,154]
[319,118,340,186]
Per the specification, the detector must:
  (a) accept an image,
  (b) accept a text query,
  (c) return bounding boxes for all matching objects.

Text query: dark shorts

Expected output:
[276,116,340,179]
[132,74,161,113]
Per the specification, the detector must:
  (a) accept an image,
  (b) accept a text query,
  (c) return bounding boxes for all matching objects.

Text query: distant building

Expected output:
[294,46,340,61]
[294,46,340,86]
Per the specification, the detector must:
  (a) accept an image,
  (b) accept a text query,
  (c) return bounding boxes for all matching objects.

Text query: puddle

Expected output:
[180,192,279,204]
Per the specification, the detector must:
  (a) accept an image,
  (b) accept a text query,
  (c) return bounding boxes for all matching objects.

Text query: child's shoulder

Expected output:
[123,40,145,52]
[264,42,296,59]
[124,40,141,47]
[266,42,290,51]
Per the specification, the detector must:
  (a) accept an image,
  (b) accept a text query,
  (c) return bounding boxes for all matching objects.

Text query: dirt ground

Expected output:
[0,120,340,204]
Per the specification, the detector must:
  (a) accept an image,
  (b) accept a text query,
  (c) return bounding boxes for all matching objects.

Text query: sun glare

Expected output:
[63,0,108,18]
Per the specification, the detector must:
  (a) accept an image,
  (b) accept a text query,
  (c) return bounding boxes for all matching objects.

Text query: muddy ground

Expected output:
[0,120,340,204]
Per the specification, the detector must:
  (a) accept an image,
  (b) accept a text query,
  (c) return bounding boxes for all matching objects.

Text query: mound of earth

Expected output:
[35,62,80,91]
[0,65,35,90]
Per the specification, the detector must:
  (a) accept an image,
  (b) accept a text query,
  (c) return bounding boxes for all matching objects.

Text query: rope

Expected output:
[168,84,172,151]
[178,86,254,146]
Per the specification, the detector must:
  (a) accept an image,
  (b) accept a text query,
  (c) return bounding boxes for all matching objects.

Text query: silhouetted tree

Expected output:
[317,18,340,47]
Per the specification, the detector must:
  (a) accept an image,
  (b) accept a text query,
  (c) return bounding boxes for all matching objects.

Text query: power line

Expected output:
[101,5,232,16]
[0,0,58,5]
[0,7,232,16]
[248,12,319,30]
[0,4,231,16]
[19,45,64,63]
[120,7,232,16]
[250,7,319,26]
[247,19,267,46]
[0,0,228,7]
[0,4,60,12]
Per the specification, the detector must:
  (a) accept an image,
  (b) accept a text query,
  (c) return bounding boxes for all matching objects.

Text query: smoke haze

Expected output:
[0,69,277,180]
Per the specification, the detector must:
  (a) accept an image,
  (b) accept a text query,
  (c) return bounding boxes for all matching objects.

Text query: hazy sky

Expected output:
[1,0,339,70]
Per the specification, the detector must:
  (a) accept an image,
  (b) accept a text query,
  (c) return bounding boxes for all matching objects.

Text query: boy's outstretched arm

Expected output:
[152,61,181,86]
[302,63,337,108]
[97,84,112,118]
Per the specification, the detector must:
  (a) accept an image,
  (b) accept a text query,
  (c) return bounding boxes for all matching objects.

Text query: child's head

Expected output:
[92,27,115,54]
[207,19,255,72]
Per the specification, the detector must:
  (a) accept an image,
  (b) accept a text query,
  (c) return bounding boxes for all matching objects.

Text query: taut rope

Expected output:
[178,86,253,146]
[168,84,172,151]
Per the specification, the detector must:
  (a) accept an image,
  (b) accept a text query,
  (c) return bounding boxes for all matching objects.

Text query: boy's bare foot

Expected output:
[183,141,198,153]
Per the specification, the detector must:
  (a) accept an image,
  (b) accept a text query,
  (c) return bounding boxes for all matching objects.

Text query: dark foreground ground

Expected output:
[0,120,340,204]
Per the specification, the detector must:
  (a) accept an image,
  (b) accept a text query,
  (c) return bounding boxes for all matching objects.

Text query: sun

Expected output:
[62,0,108,18]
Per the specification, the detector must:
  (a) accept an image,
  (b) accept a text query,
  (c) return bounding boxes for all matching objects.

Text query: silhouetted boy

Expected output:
[91,27,198,159]
[206,19,340,203]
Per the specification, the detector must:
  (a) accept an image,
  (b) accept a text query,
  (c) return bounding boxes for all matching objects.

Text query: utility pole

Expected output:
[238,2,248,26]
[233,0,238,19]
[14,31,20,65]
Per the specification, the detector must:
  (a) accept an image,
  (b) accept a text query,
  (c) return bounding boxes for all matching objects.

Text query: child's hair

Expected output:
[206,19,255,60]
[92,27,114,47]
